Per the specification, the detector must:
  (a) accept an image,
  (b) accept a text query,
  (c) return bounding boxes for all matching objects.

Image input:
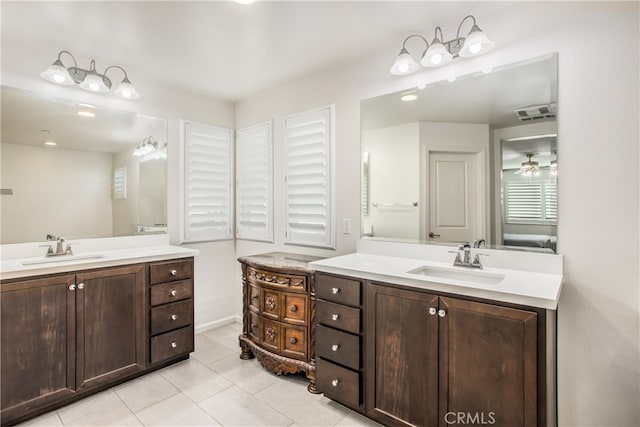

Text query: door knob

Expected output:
[171,314,178,321]
[332,287,339,294]
[331,314,340,321]
[429,307,437,315]
[438,309,446,318]
[331,344,339,351]
[170,290,177,296]
[170,269,177,276]
[331,379,339,387]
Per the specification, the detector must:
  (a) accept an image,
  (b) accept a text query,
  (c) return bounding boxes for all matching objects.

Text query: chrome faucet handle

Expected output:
[39,244,54,256]
[64,243,76,255]
[472,253,489,268]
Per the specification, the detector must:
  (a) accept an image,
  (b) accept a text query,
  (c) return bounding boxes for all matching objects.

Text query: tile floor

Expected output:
[19,322,381,427]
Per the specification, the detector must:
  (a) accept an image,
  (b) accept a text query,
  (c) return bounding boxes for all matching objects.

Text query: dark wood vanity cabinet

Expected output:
[0,257,195,427]
[314,273,552,427]
[238,253,321,392]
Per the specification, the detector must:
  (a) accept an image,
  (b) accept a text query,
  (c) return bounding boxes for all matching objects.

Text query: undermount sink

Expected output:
[406,265,505,285]
[21,254,105,266]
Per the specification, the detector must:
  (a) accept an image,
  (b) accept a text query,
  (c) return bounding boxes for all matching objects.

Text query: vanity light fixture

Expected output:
[41,50,140,99]
[390,15,494,76]
[133,136,166,159]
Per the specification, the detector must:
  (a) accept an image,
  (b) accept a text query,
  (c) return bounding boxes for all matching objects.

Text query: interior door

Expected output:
[429,152,479,243]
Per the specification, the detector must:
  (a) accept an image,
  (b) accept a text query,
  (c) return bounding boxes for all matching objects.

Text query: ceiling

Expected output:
[0,1,510,102]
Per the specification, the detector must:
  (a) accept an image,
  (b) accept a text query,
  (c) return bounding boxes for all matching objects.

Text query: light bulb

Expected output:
[469,43,482,54]
[398,63,409,73]
[430,54,442,65]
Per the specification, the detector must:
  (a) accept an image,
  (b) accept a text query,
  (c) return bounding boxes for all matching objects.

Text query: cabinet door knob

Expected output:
[171,314,178,321]
[331,344,339,351]
[170,269,177,276]
[331,379,339,387]
[332,287,340,294]
[331,314,340,321]
[68,284,76,291]
[290,337,298,344]
[170,290,177,296]
[290,305,298,313]
[77,283,85,290]
[171,342,177,348]
[438,309,446,318]
[429,307,437,316]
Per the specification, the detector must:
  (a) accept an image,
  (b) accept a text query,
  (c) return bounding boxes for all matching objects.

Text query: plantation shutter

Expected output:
[505,182,542,221]
[544,180,558,220]
[183,122,233,242]
[284,106,335,249]
[236,121,273,242]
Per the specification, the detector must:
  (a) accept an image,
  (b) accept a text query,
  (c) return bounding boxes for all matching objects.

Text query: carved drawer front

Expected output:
[282,293,307,325]
[316,274,361,307]
[282,324,307,360]
[247,266,306,292]
[317,325,360,370]
[150,300,193,335]
[248,312,261,341]
[150,326,194,365]
[317,300,360,334]
[317,358,360,408]
[150,259,193,285]
[249,285,260,312]
[261,319,281,353]
[150,280,192,306]
[262,289,280,320]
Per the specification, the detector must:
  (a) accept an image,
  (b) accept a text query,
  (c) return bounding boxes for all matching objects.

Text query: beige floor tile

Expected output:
[198,385,293,426]
[56,390,122,424]
[192,334,238,365]
[114,372,180,412]
[62,394,141,426]
[255,376,350,426]
[335,410,385,426]
[135,393,220,426]
[17,412,63,426]
[159,358,233,402]
[208,354,280,395]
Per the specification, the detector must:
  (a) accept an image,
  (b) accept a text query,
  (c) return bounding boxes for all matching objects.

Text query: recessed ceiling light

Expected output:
[78,103,96,109]
[77,111,95,117]
[401,93,418,102]
[44,141,57,146]
[417,83,427,90]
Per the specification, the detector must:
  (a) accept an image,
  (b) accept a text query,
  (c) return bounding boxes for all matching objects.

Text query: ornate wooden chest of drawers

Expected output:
[238,252,322,392]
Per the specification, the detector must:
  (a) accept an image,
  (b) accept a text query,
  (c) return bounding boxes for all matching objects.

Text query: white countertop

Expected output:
[1,245,200,281]
[310,252,563,310]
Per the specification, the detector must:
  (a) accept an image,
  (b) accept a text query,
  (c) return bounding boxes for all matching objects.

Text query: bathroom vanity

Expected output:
[311,241,562,427]
[238,252,323,392]
[0,244,198,427]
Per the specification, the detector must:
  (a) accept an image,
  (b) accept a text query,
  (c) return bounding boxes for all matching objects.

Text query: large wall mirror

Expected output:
[0,86,168,244]
[361,54,558,253]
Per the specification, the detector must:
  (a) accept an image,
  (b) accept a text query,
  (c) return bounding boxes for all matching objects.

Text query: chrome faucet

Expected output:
[473,239,486,248]
[40,236,74,257]
[450,243,487,269]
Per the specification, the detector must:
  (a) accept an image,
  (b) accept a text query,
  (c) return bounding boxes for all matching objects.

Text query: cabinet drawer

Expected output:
[282,324,307,360]
[262,288,280,320]
[150,280,192,306]
[262,319,281,353]
[317,325,360,370]
[150,326,194,365]
[248,312,261,341]
[282,292,307,325]
[249,285,260,312]
[150,259,193,285]
[150,300,193,335]
[317,358,360,408]
[317,300,360,334]
[247,266,307,292]
[316,274,361,307]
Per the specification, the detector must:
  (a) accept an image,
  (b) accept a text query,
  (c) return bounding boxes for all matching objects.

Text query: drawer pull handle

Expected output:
[290,305,298,313]
[171,314,178,321]
[331,344,339,352]
[290,337,298,344]
[170,269,177,276]
[429,307,437,316]
[332,287,340,294]
[331,379,339,387]
[171,342,177,348]
[170,290,177,296]
[438,309,446,318]
[331,314,339,321]
[251,295,259,300]
[251,323,258,330]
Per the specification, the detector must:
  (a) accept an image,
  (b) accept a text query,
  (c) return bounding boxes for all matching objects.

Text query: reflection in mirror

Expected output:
[361,54,558,252]
[0,86,167,244]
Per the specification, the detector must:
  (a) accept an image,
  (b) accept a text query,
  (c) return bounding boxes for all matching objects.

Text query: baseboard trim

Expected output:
[195,316,241,334]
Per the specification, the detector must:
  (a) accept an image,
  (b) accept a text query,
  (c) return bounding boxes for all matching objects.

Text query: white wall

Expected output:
[362,123,420,240]
[0,143,113,243]
[1,39,237,330]
[235,2,639,425]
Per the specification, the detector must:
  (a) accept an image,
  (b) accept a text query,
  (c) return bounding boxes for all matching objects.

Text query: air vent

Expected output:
[514,103,556,121]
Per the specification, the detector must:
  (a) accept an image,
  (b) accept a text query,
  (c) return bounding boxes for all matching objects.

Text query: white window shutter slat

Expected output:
[504,178,557,224]
[284,106,335,249]
[183,122,233,243]
[236,121,273,242]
